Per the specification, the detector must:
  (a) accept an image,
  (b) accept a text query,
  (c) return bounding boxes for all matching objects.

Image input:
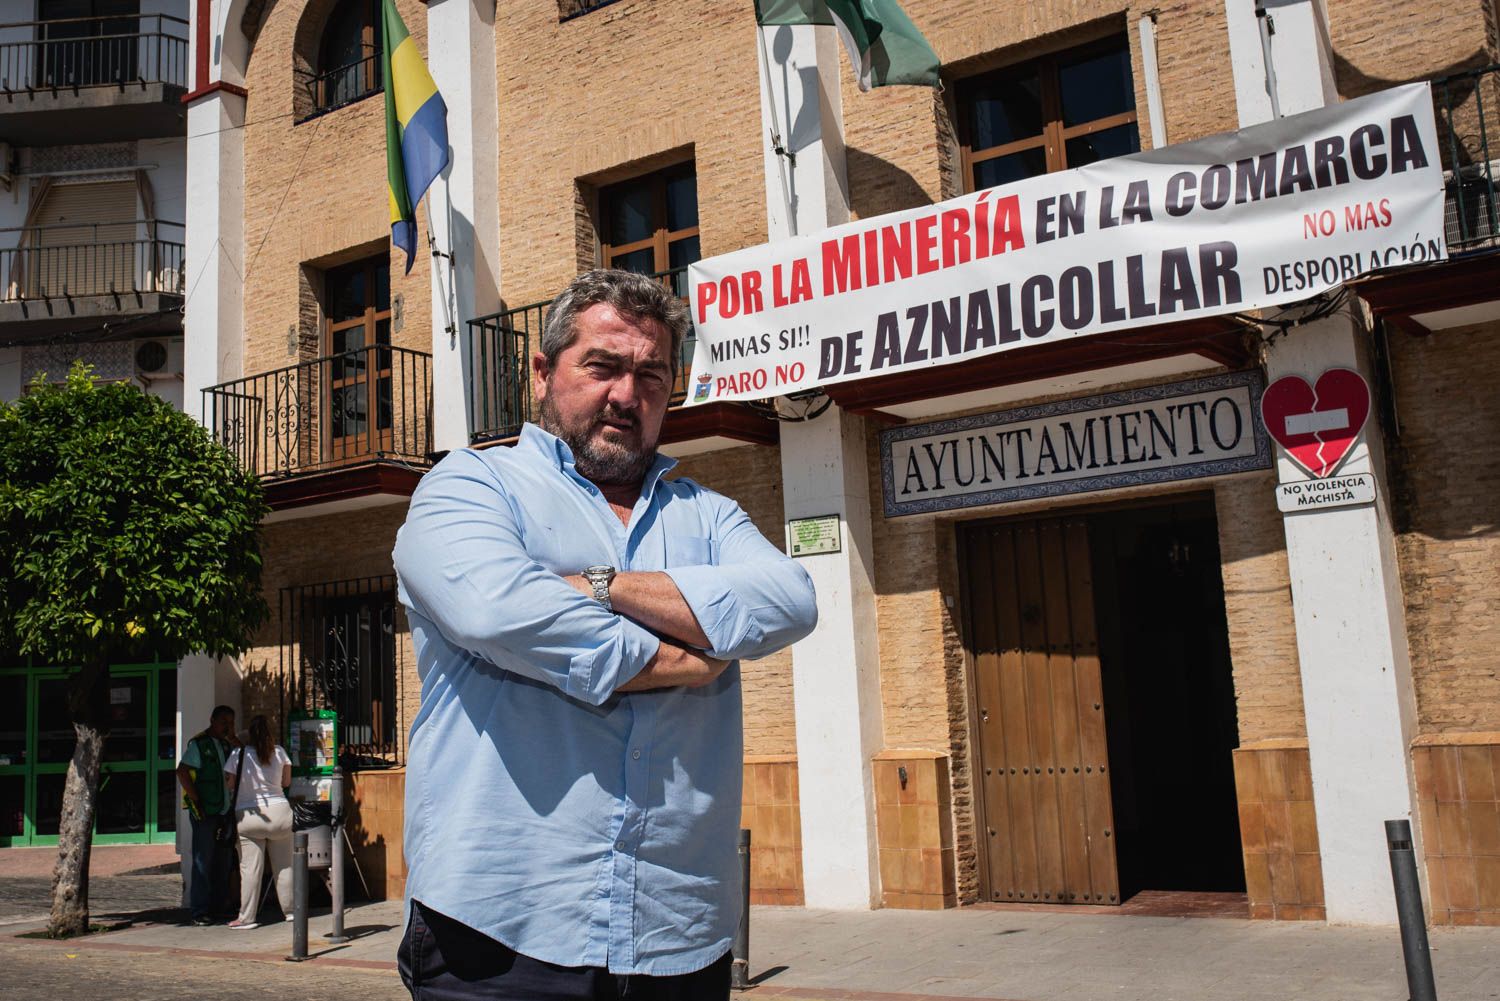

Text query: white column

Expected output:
[757,23,849,239]
[758,22,882,909]
[179,28,247,892]
[1225,0,1337,127]
[426,0,500,452]
[780,408,885,909]
[181,91,245,418]
[1265,315,1419,924]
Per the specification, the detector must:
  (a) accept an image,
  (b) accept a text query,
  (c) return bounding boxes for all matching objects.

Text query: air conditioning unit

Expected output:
[1444,160,1500,250]
[133,339,171,380]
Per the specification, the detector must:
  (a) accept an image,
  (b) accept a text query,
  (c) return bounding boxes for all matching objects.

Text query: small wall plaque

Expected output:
[787,514,841,557]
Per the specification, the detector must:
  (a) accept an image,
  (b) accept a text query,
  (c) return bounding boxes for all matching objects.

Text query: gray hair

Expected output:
[540,269,692,377]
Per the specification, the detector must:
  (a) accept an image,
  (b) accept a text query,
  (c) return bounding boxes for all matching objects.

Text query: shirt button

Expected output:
[615,841,626,852]
[631,749,641,760]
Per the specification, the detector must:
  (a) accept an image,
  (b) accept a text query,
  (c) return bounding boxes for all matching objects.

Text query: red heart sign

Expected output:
[1260,369,1371,478]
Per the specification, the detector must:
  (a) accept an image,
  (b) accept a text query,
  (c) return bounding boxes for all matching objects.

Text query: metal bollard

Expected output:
[327,767,349,944]
[731,828,751,991]
[287,830,309,962]
[1385,819,1438,1001]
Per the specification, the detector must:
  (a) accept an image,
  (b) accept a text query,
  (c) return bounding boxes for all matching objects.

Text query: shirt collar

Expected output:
[517,422,678,496]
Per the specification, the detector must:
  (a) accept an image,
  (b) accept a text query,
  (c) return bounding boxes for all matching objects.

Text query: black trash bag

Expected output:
[292,799,332,831]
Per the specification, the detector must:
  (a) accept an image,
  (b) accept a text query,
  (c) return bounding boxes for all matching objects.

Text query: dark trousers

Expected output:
[188,813,233,918]
[398,900,731,1001]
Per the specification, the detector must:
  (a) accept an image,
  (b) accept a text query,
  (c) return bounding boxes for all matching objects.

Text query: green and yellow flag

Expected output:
[382,0,449,273]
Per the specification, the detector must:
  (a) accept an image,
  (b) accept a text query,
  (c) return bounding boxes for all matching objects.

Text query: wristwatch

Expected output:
[582,565,617,612]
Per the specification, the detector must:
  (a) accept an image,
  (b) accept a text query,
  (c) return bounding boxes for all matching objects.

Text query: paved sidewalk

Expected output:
[10,896,1500,1001]
[2,845,1498,1000]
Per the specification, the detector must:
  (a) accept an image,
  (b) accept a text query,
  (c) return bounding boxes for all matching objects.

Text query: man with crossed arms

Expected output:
[393,269,818,999]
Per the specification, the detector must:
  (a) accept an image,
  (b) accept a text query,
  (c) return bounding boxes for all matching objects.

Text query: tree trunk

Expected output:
[49,654,110,938]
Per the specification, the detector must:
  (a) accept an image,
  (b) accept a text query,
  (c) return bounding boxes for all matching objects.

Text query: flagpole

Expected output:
[758,24,798,238]
[425,187,457,348]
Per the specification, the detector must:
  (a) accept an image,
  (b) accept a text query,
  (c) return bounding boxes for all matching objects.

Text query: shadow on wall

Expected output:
[239,656,287,728]
[846,146,934,220]
[1332,49,1490,168]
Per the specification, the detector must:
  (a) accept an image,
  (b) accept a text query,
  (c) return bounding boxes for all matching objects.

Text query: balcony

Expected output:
[467,267,777,454]
[0,219,184,341]
[1353,65,1500,335]
[294,52,382,123]
[202,345,434,516]
[0,14,189,143]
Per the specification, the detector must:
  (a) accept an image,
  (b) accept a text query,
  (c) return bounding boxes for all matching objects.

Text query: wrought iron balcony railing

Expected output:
[203,344,433,480]
[1434,64,1500,252]
[559,0,626,22]
[294,52,382,122]
[0,219,184,302]
[0,14,189,94]
[467,266,697,443]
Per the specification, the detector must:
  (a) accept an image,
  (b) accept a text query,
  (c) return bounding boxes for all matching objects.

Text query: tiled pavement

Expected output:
[3,845,1499,1001]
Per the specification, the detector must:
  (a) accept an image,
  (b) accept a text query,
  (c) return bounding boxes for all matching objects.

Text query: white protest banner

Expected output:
[683,83,1446,406]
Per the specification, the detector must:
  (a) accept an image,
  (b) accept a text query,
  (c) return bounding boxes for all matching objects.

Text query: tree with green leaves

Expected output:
[0,364,269,937]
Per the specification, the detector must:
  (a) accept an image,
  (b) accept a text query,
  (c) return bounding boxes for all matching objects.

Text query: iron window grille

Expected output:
[280,575,403,769]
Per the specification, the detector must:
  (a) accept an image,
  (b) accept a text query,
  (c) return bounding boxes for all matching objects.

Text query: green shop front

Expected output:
[0,662,179,847]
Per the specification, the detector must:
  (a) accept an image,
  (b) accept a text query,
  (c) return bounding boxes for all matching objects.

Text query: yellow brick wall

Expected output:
[1327,0,1494,101]
[239,0,434,382]
[1388,321,1500,734]
[494,2,768,310]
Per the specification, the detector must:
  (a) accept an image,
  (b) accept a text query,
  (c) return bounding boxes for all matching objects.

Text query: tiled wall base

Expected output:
[874,751,956,910]
[1413,734,1500,926]
[346,768,407,901]
[1233,740,1325,920]
[742,755,804,905]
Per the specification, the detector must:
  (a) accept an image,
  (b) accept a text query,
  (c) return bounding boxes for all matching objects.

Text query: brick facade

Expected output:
[239,0,434,383]
[1388,321,1500,734]
[221,0,1500,919]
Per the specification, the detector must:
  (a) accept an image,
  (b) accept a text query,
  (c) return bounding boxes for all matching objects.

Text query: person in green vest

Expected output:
[176,705,238,925]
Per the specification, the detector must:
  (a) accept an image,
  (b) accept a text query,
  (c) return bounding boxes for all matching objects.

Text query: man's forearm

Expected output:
[564,571,710,649]
[177,768,199,807]
[616,639,728,692]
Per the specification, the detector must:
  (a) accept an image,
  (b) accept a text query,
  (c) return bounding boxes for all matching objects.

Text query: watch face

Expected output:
[584,565,615,579]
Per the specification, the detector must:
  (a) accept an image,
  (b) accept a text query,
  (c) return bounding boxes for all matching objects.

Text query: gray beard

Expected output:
[538,394,657,486]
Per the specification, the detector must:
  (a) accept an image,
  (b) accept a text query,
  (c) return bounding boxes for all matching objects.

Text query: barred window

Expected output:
[281,576,402,768]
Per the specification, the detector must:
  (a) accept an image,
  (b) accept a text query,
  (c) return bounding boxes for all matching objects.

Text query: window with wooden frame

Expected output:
[323,255,392,461]
[313,0,381,114]
[958,35,1140,193]
[599,162,699,298]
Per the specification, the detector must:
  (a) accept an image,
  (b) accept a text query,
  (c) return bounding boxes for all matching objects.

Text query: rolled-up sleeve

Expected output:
[663,495,818,662]
[394,451,659,705]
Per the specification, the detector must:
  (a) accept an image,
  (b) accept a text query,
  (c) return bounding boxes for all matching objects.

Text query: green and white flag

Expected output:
[755,0,940,91]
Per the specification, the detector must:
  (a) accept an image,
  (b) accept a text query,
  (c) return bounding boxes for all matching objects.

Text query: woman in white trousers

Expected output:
[224,715,295,929]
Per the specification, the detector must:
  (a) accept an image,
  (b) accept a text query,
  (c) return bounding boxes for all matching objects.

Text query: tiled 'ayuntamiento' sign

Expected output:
[879,370,1272,517]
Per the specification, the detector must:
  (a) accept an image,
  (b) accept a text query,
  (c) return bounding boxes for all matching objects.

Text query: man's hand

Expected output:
[562,571,712,649]
[616,640,729,692]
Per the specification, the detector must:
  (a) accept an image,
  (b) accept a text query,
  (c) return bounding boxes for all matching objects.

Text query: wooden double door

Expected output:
[960,516,1119,905]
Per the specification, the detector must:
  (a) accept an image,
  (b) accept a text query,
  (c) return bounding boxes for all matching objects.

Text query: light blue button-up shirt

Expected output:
[393,424,817,976]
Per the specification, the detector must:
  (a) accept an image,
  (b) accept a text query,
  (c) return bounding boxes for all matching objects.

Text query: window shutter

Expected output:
[30,181,138,296]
